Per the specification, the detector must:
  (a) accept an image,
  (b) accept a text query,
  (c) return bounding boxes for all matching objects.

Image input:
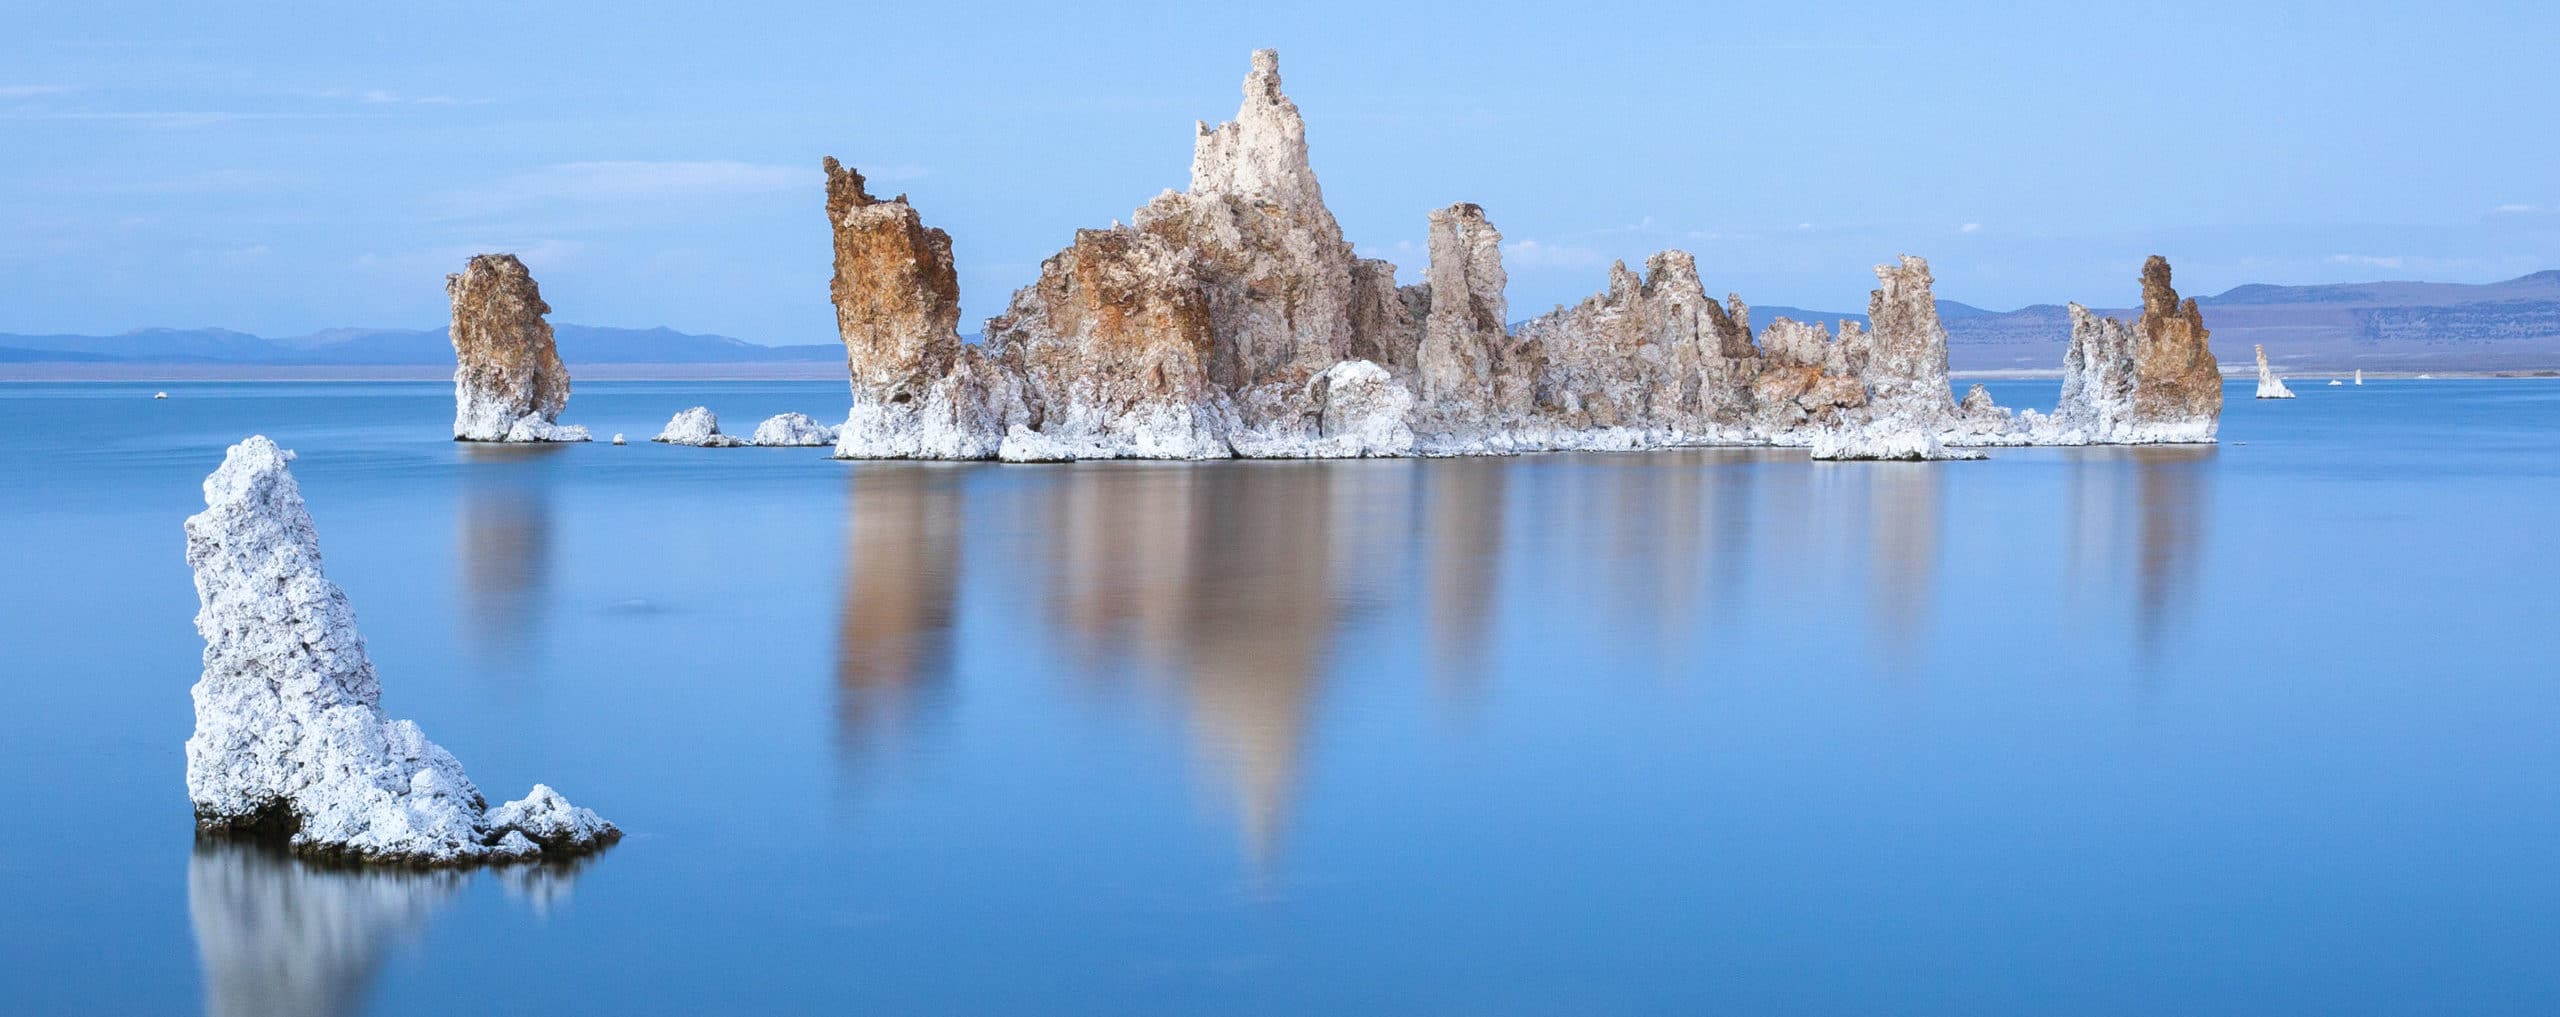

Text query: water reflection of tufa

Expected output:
[833,467,962,763]
[1003,462,1455,873]
[457,443,564,667]
[1865,463,1945,663]
[189,838,596,1017]
[2067,445,2214,662]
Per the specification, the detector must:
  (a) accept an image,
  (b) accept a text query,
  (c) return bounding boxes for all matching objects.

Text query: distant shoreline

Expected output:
[0,362,849,382]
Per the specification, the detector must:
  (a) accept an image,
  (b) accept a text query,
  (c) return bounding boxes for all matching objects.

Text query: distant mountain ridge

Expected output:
[0,324,842,365]
[9,270,2560,374]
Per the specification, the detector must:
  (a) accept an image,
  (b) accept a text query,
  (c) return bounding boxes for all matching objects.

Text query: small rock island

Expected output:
[808,49,2224,462]
[448,254,589,442]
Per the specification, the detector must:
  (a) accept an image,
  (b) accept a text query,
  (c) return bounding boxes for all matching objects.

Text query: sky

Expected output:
[6,1,2559,343]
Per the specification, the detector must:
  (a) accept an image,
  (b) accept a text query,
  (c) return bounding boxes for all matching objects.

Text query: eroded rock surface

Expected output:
[186,436,617,865]
[823,157,1017,458]
[2133,257,2226,426]
[1414,203,1510,416]
[990,228,1235,461]
[2031,257,2225,442]
[1807,257,1982,460]
[816,48,2221,463]
[449,254,587,442]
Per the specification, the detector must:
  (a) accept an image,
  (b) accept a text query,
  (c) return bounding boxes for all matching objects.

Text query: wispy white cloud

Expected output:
[2325,253,2406,269]
[2490,203,2551,216]
[307,87,480,107]
[0,84,75,99]
[442,161,810,219]
[1960,222,1982,234]
[1502,238,1609,270]
[0,110,365,128]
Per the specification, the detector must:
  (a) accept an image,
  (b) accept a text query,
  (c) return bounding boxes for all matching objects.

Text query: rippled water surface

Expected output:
[3,379,2555,1015]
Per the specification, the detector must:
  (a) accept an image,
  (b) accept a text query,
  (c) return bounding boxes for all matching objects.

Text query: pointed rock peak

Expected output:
[1190,49,1322,209]
[1606,259,1641,297]
[823,156,891,220]
[1246,47,1284,100]
[1642,250,1702,296]
[2140,254,2179,316]
[1876,253,1934,290]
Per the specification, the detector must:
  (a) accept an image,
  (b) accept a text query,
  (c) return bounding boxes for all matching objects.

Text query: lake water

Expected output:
[3,379,2555,1015]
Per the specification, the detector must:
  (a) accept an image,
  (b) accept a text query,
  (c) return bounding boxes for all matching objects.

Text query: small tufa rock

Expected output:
[448,254,588,443]
[2254,343,2296,399]
[653,406,748,447]
[750,412,839,447]
[185,436,618,865]
[610,433,626,445]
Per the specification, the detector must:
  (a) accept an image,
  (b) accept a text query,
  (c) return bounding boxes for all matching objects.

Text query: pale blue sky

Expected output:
[6,1,2557,342]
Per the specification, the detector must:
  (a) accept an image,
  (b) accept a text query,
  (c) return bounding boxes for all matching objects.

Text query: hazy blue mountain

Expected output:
[8,271,2559,373]
[0,325,841,365]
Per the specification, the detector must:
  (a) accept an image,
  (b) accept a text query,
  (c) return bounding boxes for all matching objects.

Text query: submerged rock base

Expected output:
[185,436,617,866]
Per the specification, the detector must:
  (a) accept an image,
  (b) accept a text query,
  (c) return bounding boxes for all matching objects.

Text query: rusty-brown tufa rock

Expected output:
[448,254,586,442]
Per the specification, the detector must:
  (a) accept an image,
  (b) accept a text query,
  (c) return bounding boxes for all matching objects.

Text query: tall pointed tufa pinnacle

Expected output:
[2254,344,2296,398]
[186,435,618,865]
[2039,257,2221,442]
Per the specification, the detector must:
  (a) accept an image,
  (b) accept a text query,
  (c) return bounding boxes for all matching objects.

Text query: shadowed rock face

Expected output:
[448,255,583,442]
[1751,317,1869,430]
[1506,249,1766,437]
[1346,259,1425,371]
[2135,256,2225,422]
[1416,203,1508,412]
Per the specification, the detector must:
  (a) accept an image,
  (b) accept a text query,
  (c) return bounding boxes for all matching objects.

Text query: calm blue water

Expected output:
[3,379,2555,1015]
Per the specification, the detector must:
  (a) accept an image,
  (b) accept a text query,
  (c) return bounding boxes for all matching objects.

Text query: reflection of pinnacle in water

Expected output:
[1867,465,1942,662]
[456,446,562,667]
[2133,446,2212,662]
[1040,464,1350,874]
[2063,447,2213,665]
[1184,466,1335,872]
[188,839,465,1017]
[835,468,960,758]
[1423,460,1504,694]
[1044,468,1202,678]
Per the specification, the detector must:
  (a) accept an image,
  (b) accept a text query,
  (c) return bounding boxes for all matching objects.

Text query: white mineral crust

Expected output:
[749,412,840,447]
[653,406,748,447]
[2255,344,2296,399]
[185,436,618,865]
